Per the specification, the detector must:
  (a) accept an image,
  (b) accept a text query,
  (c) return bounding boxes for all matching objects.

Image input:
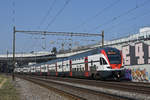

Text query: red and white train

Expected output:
[15,47,124,80]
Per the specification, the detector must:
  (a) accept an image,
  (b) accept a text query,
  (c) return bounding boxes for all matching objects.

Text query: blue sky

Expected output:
[0,0,150,54]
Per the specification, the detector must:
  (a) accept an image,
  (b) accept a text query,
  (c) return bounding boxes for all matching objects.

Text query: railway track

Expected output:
[16,75,150,100]
[37,75,150,95]
[17,75,85,100]
[16,75,138,100]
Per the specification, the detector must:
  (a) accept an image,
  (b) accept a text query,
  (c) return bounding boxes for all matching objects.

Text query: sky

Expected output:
[0,0,150,54]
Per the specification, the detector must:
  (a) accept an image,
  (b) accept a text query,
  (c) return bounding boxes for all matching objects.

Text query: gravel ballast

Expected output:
[15,78,69,100]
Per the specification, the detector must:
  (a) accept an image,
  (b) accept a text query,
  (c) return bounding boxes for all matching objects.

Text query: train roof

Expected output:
[103,47,120,51]
[25,47,120,67]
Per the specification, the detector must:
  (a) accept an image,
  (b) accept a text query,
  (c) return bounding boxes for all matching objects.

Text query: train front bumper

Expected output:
[97,69,124,79]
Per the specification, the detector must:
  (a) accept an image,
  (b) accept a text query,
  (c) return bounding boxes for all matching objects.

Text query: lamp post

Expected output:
[7,50,8,74]
[12,26,16,81]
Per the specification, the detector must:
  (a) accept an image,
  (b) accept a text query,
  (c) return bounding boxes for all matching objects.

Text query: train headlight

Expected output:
[107,66,112,69]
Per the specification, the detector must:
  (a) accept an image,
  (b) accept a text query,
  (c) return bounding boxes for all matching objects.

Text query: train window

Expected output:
[77,68,79,71]
[80,68,82,71]
[75,68,77,71]
[99,58,103,65]
[102,58,107,65]
[82,68,84,71]
[79,68,81,71]
[100,58,107,65]
[91,60,93,65]
[59,65,61,68]
[80,66,82,71]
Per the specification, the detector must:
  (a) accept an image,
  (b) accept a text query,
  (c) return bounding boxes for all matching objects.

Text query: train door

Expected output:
[88,54,99,75]
[90,60,97,74]
[63,60,70,76]
[84,57,89,77]
[40,66,42,76]
[44,64,48,76]
[69,60,72,77]
[47,65,50,76]
[55,63,58,76]
[61,60,65,76]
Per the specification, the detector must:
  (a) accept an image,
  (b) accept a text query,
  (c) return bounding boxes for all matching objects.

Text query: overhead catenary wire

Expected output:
[38,0,57,29]
[74,0,121,30]
[107,11,150,39]
[45,0,71,30]
[15,30,102,37]
[105,9,150,33]
[88,0,150,32]
[110,25,150,40]
[12,0,15,27]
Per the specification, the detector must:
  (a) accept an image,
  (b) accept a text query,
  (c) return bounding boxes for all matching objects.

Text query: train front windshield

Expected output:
[106,49,121,64]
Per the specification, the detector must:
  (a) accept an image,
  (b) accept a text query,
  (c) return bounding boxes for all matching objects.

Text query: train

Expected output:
[15,47,125,80]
